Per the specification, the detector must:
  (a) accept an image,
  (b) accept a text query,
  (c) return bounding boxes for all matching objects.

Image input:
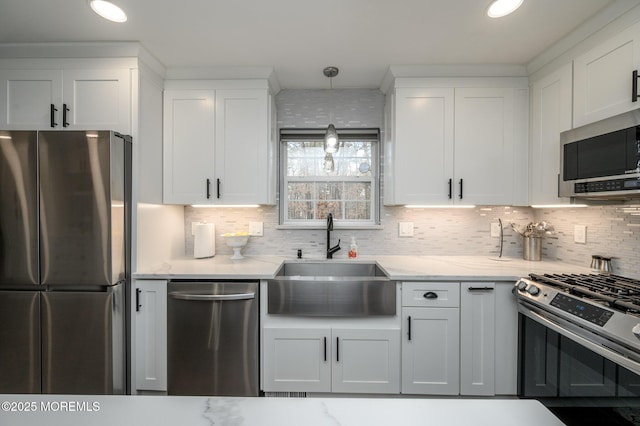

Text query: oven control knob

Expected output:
[527,285,540,296]
[633,324,640,339]
[517,281,528,292]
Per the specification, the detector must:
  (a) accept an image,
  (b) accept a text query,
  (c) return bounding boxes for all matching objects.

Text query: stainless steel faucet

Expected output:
[326,213,341,259]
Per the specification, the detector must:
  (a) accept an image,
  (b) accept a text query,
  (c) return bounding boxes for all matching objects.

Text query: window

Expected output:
[280,129,380,227]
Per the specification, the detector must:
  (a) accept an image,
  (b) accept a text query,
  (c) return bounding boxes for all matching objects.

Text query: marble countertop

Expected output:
[0,395,564,426]
[134,254,593,281]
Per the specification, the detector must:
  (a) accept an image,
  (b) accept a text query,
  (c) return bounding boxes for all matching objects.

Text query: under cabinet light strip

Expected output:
[191,204,260,208]
[405,205,476,209]
[531,204,587,208]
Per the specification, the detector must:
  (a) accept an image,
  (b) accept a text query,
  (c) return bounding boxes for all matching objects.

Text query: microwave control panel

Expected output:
[575,177,640,193]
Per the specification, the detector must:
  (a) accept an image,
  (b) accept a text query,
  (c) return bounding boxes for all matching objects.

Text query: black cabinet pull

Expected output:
[50,104,58,128]
[216,178,221,199]
[62,103,70,127]
[423,291,438,299]
[206,179,211,199]
[336,336,339,362]
[459,178,464,199]
[136,288,142,312]
[467,286,494,292]
[324,337,327,362]
[408,316,412,341]
[448,178,452,199]
[633,70,639,102]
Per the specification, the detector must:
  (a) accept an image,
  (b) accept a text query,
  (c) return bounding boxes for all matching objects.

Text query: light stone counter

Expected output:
[134,254,593,282]
[133,255,285,280]
[0,395,565,426]
[372,255,594,281]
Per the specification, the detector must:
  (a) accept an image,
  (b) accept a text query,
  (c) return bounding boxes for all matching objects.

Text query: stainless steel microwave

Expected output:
[559,110,640,199]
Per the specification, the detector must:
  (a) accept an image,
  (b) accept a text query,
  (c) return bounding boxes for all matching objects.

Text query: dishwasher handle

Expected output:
[168,291,255,301]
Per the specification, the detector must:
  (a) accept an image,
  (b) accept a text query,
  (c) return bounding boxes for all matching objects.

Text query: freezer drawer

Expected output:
[0,291,40,393]
[167,281,259,396]
[41,286,125,394]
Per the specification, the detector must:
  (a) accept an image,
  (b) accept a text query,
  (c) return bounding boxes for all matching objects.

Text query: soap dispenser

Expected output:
[348,237,358,258]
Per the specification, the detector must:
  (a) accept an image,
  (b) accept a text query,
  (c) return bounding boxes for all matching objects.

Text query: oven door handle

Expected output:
[519,305,640,376]
[168,292,255,301]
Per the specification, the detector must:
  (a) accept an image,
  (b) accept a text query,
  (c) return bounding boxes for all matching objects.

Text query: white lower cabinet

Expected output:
[401,282,460,395]
[263,328,331,392]
[402,307,460,395]
[133,279,167,392]
[262,327,400,394]
[460,282,496,396]
[332,328,400,394]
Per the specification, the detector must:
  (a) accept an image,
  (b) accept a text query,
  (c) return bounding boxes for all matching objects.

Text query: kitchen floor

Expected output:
[548,407,640,426]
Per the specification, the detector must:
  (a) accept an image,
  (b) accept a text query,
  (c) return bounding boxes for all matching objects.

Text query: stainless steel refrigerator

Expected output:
[0,130,131,394]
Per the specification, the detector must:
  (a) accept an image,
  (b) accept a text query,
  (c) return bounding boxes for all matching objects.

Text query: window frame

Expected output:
[279,128,381,228]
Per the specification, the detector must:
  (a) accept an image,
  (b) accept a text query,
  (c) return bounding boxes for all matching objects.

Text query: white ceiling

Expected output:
[0,0,630,89]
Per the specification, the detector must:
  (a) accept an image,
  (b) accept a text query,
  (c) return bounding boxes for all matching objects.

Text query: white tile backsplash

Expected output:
[180,89,639,279]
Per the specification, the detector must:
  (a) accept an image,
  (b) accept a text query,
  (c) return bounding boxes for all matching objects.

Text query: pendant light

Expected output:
[323,66,339,154]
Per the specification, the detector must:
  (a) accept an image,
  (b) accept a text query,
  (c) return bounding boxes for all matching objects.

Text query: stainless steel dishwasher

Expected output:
[167,281,259,396]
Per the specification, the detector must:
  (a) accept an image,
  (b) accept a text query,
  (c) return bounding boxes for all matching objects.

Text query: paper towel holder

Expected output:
[194,223,216,258]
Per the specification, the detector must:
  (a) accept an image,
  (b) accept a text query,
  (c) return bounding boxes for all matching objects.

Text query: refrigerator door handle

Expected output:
[168,292,255,301]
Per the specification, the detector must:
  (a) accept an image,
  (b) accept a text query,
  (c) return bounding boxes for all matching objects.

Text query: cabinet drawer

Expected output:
[402,282,460,308]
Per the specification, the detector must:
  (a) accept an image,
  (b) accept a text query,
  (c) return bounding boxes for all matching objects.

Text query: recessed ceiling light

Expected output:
[486,0,524,18]
[89,0,128,23]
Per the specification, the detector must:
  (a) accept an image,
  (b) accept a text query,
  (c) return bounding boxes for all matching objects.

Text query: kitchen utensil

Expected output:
[510,223,525,236]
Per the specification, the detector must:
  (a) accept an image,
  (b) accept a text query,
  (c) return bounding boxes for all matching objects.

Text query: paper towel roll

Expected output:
[194,223,215,258]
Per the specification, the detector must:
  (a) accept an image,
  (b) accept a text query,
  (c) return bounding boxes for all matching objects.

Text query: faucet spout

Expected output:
[326,213,340,259]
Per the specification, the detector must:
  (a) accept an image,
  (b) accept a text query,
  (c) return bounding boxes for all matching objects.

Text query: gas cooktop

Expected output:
[529,274,640,315]
[527,273,640,316]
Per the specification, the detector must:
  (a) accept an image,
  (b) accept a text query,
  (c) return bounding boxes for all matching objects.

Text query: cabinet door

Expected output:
[332,328,400,394]
[530,64,573,206]
[62,68,131,133]
[460,282,495,396]
[402,307,459,395]
[163,89,216,204]
[494,283,518,395]
[262,327,331,392]
[573,21,640,127]
[134,280,167,392]
[391,87,454,205]
[215,89,269,204]
[454,88,515,205]
[0,69,63,129]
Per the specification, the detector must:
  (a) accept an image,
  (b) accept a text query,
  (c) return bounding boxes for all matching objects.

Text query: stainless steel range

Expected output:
[515,273,640,377]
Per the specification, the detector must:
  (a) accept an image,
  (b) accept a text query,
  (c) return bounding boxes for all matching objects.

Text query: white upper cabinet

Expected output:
[391,88,454,204]
[163,90,216,205]
[0,67,131,134]
[162,82,276,205]
[62,69,131,133]
[529,64,573,206]
[454,88,516,205]
[573,20,640,128]
[385,79,528,206]
[215,89,271,204]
